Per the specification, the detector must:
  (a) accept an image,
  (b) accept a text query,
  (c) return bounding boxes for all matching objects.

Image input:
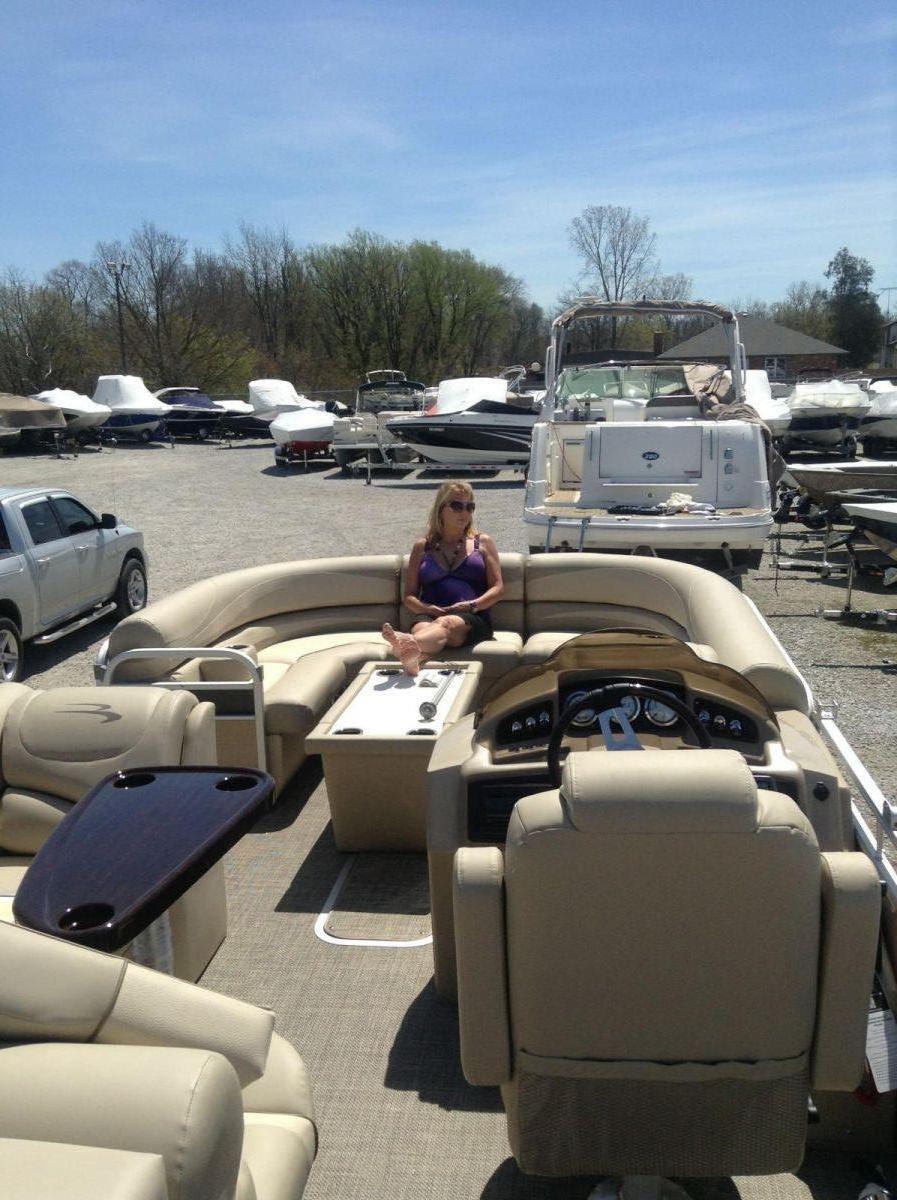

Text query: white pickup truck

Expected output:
[0,486,148,682]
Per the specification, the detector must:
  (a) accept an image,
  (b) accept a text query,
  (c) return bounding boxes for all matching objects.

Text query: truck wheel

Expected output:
[0,618,23,682]
[115,560,148,617]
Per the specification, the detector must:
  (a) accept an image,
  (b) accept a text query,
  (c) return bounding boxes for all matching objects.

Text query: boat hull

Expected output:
[386,416,534,464]
[104,412,165,438]
[843,501,897,562]
[788,462,897,504]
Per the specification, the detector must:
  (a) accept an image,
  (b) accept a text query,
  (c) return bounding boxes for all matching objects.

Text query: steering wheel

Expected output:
[547,682,712,786]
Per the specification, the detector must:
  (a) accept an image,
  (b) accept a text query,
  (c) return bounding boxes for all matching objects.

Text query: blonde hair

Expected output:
[425,480,478,545]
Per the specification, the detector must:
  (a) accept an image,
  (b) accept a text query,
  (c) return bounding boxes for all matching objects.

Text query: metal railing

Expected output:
[102,647,267,772]
[820,703,897,898]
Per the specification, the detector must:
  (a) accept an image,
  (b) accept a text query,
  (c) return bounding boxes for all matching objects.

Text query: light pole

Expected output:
[106,260,130,373]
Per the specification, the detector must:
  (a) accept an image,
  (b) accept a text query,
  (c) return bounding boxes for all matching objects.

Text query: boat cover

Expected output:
[248,379,319,412]
[34,388,111,418]
[786,381,870,413]
[92,376,171,413]
[270,408,334,445]
[432,377,509,415]
[867,381,897,416]
[0,392,65,430]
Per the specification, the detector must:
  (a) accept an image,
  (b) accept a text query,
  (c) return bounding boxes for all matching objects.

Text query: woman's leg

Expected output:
[382,616,469,676]
[411,615,468,654]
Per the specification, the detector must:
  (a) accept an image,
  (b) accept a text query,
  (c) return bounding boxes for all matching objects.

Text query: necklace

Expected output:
[438,538,466,571]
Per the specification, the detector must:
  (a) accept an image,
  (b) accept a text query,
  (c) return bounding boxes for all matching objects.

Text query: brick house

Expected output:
[882,318,897,370]
[660,315,848,381]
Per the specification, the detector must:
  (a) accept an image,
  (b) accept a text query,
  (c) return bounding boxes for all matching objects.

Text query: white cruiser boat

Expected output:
[386,375,541,465]
[331,370,426,470]
[524,299,774,572]
[92,374,172,441]
[781,379,871,456]
[860,380,897,453]
[32,388,111,438]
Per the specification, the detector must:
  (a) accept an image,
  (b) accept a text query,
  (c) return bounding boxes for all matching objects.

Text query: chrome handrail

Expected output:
[102,647,266,772]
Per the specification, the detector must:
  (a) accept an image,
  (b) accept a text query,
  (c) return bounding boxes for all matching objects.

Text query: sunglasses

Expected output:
[446,500,476,513]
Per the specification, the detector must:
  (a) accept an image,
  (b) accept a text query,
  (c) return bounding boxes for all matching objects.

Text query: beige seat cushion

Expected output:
[0,858,29,922]
[263,655,346,736]
[424,630,523,681]
[257,631,389,668]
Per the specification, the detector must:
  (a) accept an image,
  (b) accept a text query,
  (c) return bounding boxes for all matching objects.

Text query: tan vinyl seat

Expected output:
[0,684,224,982]
[521,554,811,713]
[453,749,880,1179]
[0,921,316,1200]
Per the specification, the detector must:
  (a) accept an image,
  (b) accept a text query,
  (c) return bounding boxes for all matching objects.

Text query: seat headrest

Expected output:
[560,749,758,834]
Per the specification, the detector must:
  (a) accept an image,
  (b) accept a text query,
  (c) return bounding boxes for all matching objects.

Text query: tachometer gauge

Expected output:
[566,690,596,729]
[615,694,641,723]
[644,697,678,728]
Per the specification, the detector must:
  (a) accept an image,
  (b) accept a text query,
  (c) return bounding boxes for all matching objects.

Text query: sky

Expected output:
[1,0,895,312]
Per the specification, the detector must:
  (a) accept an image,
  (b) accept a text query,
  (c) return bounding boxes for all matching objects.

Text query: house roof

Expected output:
[660,314,848,358]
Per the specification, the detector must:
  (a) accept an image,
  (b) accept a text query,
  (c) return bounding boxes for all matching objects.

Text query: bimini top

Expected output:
[553,298,739,329]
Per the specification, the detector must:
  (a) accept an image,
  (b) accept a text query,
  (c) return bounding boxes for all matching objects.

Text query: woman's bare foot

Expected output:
[382,623,421,676]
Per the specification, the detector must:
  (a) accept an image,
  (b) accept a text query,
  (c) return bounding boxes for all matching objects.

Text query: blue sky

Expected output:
[1,0,895,310]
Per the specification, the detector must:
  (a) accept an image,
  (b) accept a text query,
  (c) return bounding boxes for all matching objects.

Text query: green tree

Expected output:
[825,248,882,367]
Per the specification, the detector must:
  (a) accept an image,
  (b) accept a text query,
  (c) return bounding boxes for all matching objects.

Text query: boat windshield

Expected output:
[357,385,425,414]
[556,365,692,403]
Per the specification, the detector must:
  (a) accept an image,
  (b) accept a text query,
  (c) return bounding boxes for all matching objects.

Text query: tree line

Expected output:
[0,208,886,398]
[0,224,548,397]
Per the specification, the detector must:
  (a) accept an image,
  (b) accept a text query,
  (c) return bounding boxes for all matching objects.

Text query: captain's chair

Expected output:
[453,750,880,1179]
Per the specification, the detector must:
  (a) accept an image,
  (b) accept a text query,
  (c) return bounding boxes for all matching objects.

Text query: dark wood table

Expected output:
[14,766,274,953]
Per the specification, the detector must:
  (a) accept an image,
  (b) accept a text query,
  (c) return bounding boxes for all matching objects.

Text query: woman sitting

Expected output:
[383,480,504,676]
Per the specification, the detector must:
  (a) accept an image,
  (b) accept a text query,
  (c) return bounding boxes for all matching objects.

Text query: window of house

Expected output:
[764,357,787,381]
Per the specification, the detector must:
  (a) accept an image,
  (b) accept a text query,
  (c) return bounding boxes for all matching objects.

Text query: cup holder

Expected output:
[113,772,155,789]
[58,902,115,931]
[216,775,255,792]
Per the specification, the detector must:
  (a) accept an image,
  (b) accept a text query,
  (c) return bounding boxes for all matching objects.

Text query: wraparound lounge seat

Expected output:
[0,921,316,1200]
[100,552,812,793]
[0,684,225,982]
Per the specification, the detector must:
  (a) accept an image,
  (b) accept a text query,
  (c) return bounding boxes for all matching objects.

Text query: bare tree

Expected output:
[568,205,659,348]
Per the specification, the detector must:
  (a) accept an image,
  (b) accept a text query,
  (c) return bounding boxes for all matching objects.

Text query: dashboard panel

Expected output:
[491,671,767,759]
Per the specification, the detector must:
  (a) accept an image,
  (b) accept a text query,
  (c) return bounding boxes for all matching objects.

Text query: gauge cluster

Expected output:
[494,677,760,749]
[557,680,689,738]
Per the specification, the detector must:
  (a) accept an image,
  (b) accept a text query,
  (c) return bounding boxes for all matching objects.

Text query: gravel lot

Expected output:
[5,437,895,803]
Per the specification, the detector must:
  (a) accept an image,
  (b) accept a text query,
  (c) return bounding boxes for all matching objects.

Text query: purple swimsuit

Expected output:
[418,536,493,633]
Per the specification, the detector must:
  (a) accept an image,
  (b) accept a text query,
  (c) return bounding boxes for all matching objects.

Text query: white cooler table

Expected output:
[306,661,482,851]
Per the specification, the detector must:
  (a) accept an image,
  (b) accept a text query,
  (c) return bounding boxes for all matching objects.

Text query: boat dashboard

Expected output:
[459,631,808,845]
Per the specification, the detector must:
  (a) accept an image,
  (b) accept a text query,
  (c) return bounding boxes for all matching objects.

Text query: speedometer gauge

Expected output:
[644,697,678,727]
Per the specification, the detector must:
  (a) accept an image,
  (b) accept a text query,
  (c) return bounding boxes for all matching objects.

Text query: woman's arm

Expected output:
[403,539,445,617]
